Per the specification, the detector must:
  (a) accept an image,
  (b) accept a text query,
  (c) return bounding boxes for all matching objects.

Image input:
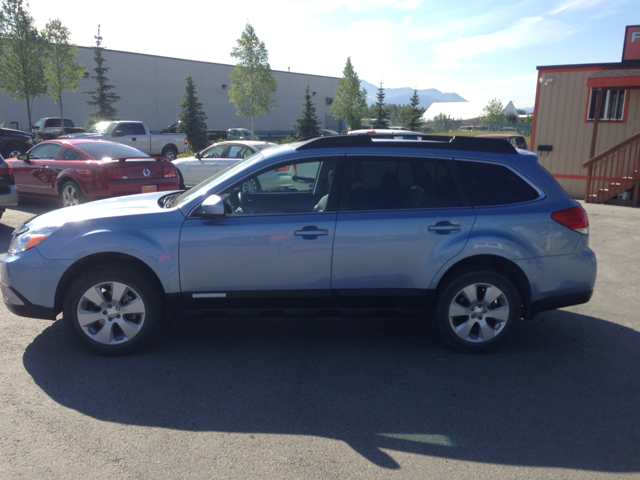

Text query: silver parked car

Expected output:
[173,141,274,188]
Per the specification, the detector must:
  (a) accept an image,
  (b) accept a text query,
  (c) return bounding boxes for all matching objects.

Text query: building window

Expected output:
[587,89,627,121]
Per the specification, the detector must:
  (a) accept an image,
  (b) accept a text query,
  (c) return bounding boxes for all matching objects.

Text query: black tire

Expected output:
[435,270,520,353]
[161,146,178,161]
[63,265,164,356]
[59,180,85,207]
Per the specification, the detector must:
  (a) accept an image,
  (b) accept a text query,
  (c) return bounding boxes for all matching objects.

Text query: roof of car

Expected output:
[476,134,524,139]
[294,133,518,154]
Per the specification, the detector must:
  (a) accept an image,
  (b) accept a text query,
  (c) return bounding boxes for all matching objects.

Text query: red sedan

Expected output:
[7,139,180,206]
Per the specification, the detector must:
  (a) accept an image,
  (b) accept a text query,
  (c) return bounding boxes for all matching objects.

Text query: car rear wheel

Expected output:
[241,177,261,194]
[435,270,520,353]
[161,146,178,161]
[60,180,84,207]
[63,265,164,356]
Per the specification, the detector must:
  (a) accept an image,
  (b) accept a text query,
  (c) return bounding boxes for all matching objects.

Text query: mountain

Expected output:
[361,81,466,108]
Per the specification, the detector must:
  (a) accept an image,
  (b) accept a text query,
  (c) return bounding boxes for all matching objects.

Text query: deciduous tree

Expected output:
[178,72,208,152]
[331,57,367,131]
[0,0,46,129]
[481,98,504,123]
[293,83,321,138]
[84,25,120,122]
[229,23,277,135]
[42,19,85,135]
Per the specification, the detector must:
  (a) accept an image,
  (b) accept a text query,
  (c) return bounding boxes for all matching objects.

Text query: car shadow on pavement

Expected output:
[22,310,640,472]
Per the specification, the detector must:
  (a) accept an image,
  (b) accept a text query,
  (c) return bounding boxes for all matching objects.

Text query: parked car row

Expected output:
[161,122,261,141]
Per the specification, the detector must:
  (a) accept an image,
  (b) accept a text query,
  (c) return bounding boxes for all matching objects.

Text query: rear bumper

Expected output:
[528,290,593,319]
[0,185,19,208]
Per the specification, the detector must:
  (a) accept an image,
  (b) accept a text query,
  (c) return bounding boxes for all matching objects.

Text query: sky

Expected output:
[25,0,637,109]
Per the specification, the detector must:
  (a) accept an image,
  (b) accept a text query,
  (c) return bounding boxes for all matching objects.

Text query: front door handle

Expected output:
[294,226,328,239]
[428,221,461,234]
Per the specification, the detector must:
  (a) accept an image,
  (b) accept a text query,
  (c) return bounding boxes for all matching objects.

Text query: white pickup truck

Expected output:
[60,120,188,160]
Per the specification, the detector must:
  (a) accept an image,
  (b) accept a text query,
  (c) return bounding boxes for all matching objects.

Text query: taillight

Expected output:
[0,168,9,175]
[551,206,589,234]
[163,166,177,178]
[184,137,188,145]
[274,165,290,172]
[106,167,127,180]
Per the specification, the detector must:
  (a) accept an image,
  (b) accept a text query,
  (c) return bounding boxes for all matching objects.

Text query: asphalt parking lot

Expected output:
[0,199,639,479]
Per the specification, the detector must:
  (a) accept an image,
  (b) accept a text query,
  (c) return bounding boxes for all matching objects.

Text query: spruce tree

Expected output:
[331,57,366,131]
[178,72,208,152]
[372,82,388,128]
[293,83,321,138]
[406,89,424,131]
[84,25,120,122]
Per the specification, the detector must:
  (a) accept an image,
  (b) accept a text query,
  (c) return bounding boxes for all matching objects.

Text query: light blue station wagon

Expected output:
[1,134,596,355]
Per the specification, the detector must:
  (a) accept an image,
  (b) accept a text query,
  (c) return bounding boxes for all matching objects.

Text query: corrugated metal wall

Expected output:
[0,47,339,135]
[534,68,640,199]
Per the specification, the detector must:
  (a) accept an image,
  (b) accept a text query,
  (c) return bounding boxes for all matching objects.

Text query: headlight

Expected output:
[9,226,60,254]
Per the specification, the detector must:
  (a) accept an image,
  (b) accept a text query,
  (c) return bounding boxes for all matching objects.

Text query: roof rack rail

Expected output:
[295,133,517,154]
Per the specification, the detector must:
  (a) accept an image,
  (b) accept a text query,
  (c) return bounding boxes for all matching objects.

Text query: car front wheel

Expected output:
[435,270,520,353]
[63,265,164,356]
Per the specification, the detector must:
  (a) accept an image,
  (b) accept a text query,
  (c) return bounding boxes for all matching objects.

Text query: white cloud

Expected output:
[548,0,608,15]
[426,17,579,69]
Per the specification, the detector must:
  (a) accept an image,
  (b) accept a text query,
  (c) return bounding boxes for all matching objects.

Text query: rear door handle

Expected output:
[428,221,461,234]
[294,226,328,239]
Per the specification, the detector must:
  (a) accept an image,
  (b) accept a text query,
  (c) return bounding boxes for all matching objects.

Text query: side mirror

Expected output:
[112,130,124,137]
[201,194,225,217]
[195,152,201,160]
[18,153,29,161]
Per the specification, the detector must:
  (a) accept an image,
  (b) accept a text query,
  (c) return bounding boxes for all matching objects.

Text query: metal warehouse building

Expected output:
[0,47,340,139]
[531,25,640,204]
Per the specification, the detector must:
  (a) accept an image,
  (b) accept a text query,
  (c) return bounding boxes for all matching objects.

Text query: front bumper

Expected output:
[1,281,56,320]
[1,247,71,320]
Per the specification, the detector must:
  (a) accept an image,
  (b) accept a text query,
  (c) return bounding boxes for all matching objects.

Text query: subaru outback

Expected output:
[1,134,596,355]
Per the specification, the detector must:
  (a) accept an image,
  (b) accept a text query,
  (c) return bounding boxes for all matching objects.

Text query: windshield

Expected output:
[77,142,149,159]
[86,122,116,134]
[174,152,264,207]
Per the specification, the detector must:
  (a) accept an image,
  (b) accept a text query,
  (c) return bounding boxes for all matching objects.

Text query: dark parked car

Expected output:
[0,153,18,220]
[0,126,33,159]
[32,117,85,139]
[6,139,179,206]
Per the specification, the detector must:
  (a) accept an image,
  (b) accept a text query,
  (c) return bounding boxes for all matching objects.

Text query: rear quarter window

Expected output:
[457,160,540,206]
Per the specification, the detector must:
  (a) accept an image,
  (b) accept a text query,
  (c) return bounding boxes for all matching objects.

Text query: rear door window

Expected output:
[456,160,540,206]
[338,156,464,211]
